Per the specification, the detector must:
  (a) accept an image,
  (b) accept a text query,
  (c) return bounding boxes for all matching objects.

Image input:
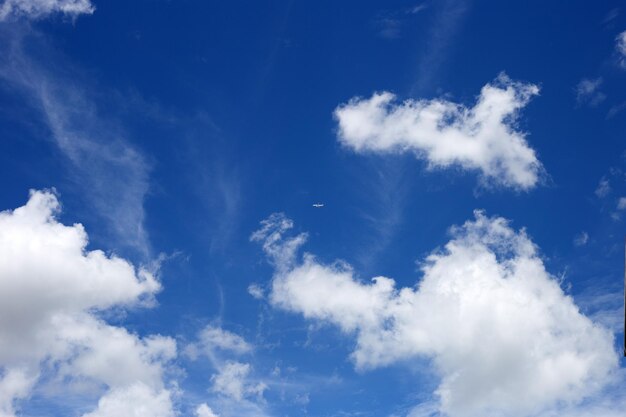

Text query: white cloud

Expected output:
[0,30,152,255]
[617,197,626,210]
[334,74,542,190]
[573,231,589,246]
[0,190,176,417]
[196,403,220,417]
[186,325,252,360]
[0,0,94,20]
[616,30,626,68]
[575,78,606,107]
[82,383,174,417]
[211,361,267,401]
[595,178,611,198]
[254,212,618,417]
[247,283,264,299]
[0,369,36,417]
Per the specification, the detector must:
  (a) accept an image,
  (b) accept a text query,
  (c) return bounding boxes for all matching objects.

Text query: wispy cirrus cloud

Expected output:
[0,0,94,20]
[575,77,606,107]
[373,3,427,40]
[616,30,626,68]
[411,0,469,94]
[0,28,153,256]
[334,74,543,190]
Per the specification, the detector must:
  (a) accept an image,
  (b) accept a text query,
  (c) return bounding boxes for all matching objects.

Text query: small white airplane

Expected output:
[312,203,324,208]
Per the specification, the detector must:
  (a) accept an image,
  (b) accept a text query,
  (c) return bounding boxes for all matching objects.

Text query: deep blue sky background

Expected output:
[1,1,625,416]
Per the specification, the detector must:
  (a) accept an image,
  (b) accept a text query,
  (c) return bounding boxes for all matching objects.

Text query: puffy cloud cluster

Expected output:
[0,0,94,20]
[253,213,618,417]
[184,324,271,415]
[0,190,175,417]
[334,74,542,190]
[211,361,267,401]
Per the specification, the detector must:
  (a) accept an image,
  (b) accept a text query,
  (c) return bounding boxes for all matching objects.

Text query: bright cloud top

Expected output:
[196,403,220,417]
[0,190,175,417]
[0,0,94,20]
[253,213,618,417]
[334,74,542,189]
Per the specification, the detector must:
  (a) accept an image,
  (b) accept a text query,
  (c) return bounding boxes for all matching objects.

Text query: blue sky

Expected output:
[0,1,625,416]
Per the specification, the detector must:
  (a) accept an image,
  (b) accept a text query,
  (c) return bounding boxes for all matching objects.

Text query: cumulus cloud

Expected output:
[0,0,94,20]
[196,403,220,417]
[253,212,618,417]
[185,325,252,361]
[211,361,267,401]
[334,74,542,190]
[247,283,264,299]
[82,383,174,417]
[0,190,176,417]
[575,78,606,107]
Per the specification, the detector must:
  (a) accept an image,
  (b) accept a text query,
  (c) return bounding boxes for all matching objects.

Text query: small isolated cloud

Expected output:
[374,3,427,40]
[195,403,219,417]
[607,100,626,119]
[574,231,589,246]
[334,73,543,190]
[595,177,611,198]
[211,361,267,401]
[410,3,427,14]
[375,16,403,39]
[616,30,626,68]
[0,190,176,417]
[603,8,619,25]
[253,212,618,417]
[247,283,264,299]
[0,0,94,20]
[186,325,252,360]
[575,78,606,107]
[617,197,626,210]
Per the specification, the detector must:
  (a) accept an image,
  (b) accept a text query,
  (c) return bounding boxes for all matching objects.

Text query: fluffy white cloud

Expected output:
[82,383,174,417]
[0,369,36,417]
[186,325,252,360]
[0,0,94,20]
[211,361,267,401]
[254,213,618,417]
[196,403,220,417]
[247,283,264,299]
[333,74,542,189]
[0,190,175,417]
